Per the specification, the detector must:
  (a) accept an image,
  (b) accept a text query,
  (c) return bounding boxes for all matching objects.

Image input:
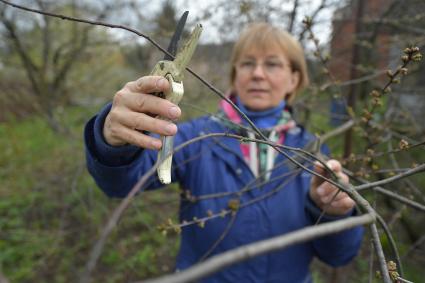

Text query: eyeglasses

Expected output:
[235,58,289,74]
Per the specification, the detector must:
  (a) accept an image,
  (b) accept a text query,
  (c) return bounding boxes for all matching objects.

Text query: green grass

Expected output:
[0,107,180,282]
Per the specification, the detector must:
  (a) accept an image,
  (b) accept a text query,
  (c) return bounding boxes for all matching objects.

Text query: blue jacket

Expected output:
[84,104,364,283]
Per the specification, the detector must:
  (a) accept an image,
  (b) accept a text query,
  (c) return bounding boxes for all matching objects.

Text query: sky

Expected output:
[108,0,343,48]
[174,0,341,45]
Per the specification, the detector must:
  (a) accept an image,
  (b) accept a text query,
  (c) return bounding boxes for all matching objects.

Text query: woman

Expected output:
[85,23,363,282]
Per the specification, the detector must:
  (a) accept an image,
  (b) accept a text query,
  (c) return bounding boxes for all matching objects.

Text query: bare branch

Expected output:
[137,214,374,283]
[198,213,237,261]
[319,119,355,145]
[342,165,425,212]
[320,69,388,91]
[0,0,171,58]
[370,223,392,283]
[372,187,425,212]
[355,163,425,191]
[288,0,299,33]
[396,277,414,283]
[376,214,404,277]
[368,241,375,283]
[0,15,41,96]
[298,0,328,41]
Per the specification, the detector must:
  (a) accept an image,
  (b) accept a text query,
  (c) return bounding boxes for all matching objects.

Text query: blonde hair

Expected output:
[230,23,309,104]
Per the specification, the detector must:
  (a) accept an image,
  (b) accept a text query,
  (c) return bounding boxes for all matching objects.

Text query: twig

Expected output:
[298,0,328,41]
[0,0,167,54]
[396,277,414,283]
[387,135,425,203]
[165,170,300,234]
[346,140,425,163]
[370,223,391,283]
[320,69,388,91]
[343,168,425,212]
[372,187,425,212]
[368,240,374,283]
[319,119,355,146]
[361,46,422,126]
[195,165,295,201]
[355,163,425,190]
[376,214,403,277]
[137,214,375,283]
[198,212,237,261]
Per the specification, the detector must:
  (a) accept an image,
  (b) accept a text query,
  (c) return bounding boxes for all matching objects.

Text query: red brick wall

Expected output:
[328,0,392,82]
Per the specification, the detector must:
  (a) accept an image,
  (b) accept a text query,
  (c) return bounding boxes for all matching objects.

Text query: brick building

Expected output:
[328,0,392,83]
[328,0,425,131]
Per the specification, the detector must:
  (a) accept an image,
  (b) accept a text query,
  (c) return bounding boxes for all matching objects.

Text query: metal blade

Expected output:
[172,23,203,81]
[163,11,188,60]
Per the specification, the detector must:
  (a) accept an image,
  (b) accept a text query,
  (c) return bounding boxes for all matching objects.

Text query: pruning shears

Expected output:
[150,11,202,184]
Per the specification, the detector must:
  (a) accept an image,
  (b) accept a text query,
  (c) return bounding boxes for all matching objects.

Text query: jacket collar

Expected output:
[202,115,309,173]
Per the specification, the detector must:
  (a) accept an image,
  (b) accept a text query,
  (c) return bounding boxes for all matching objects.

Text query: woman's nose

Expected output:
[252,63,266,78]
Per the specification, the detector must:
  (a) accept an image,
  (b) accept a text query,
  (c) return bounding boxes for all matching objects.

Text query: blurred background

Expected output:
[0,0,424,282]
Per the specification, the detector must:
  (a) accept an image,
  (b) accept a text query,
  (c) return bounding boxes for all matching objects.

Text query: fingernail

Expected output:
[165,123,177,135]
[168,106,181,119]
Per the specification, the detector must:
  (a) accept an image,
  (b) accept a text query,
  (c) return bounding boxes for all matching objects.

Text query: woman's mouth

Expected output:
[248,89,269,95]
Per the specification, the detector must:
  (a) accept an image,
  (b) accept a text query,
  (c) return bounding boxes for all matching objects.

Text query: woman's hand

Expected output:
[103,76,182,150]
[309,159,355,216]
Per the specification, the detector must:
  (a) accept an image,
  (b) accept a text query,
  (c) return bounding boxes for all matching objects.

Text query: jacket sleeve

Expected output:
[84,103,196,198]
[305,193,365,266]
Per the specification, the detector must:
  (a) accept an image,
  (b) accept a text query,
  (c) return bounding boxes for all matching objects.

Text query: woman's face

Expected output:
[233,46,299,111]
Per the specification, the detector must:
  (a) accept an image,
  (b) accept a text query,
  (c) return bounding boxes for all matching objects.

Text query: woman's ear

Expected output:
[290,71,300,92]
[285,71,300,104]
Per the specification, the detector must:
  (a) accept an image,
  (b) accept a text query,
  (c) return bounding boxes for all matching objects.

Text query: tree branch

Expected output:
[355,164,425,191]
[137,214,374,283]
[0,15,41,96]
[372,187,425,212]
[370,223,392,283]
[376,214,403,277]
[298,0,328,41]
[288,0,299,33]
[319,119,355,145]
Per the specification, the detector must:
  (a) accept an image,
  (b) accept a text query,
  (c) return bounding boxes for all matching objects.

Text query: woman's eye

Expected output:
[240,61,255,68]
[265,61,283,69]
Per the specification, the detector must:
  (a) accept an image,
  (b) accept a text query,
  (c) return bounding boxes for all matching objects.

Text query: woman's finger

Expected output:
[112,110,178,137]
[126,76,170,94]
[117,91,181,121]
[311,159,342,188]
[110,124,163,150]
[321,190,348,204]
[330,197,355,210]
